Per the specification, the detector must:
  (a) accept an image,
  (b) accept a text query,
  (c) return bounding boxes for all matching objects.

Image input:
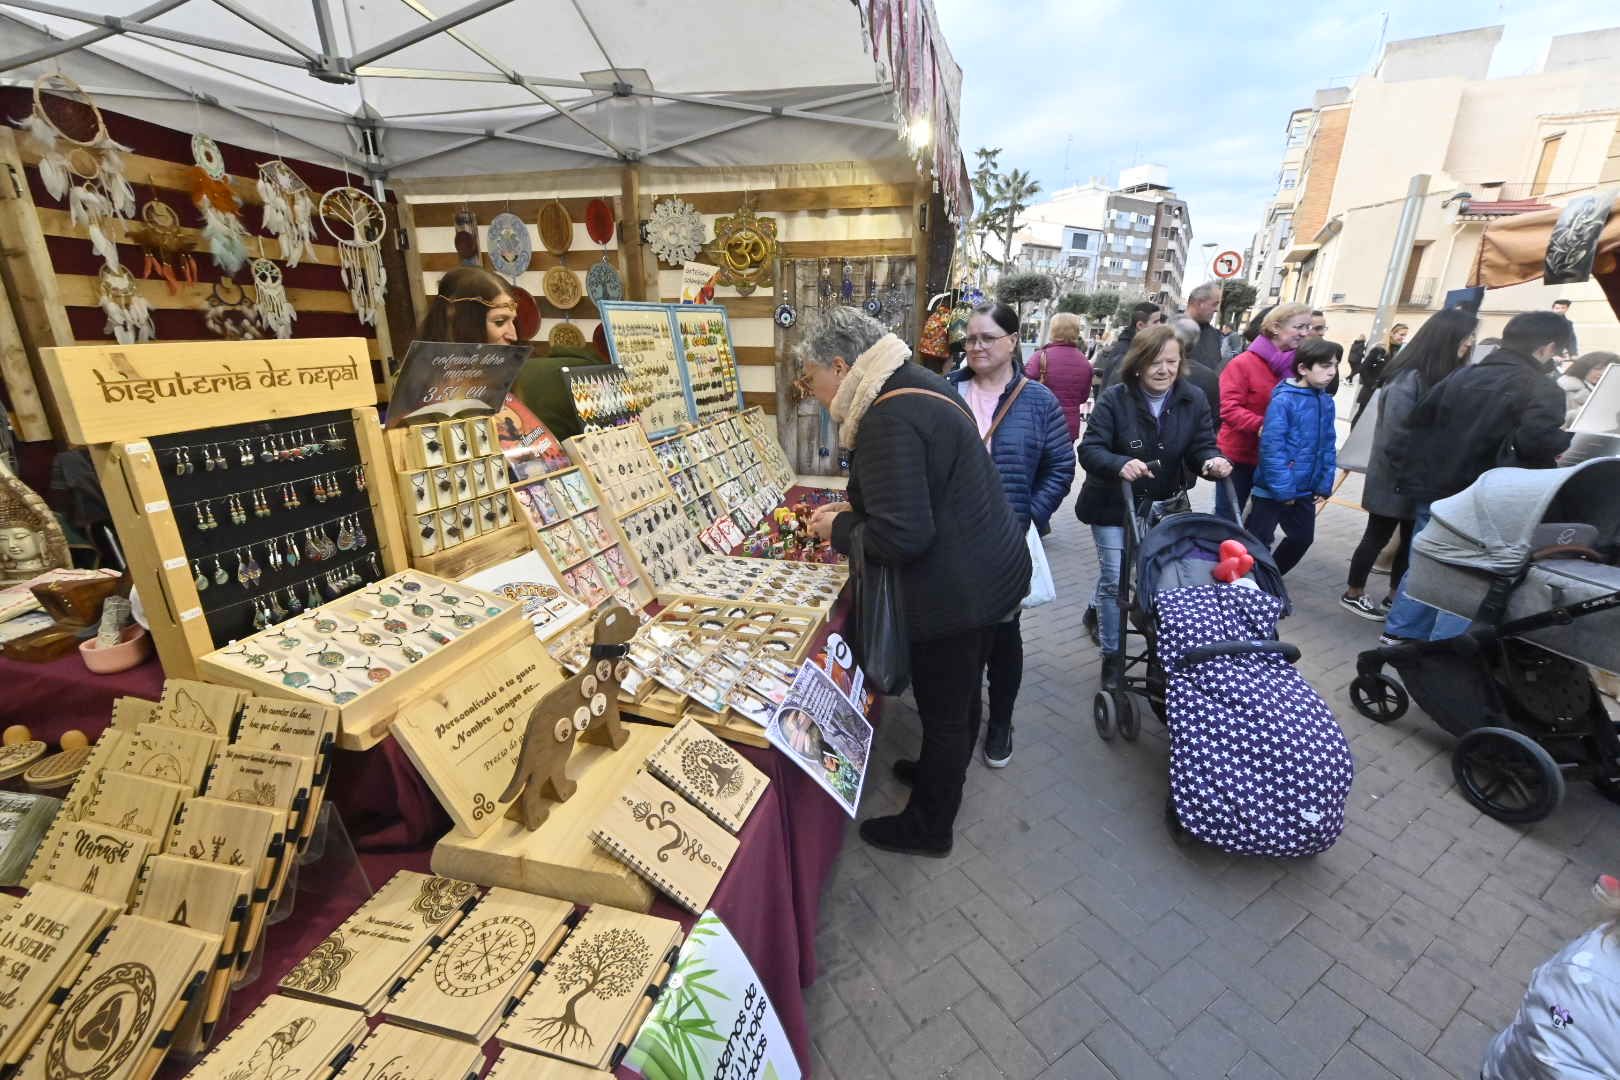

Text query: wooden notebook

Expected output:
[484,1046,616,1079]
[109,696,159,732]
[590,770,739,914]
[181,993,366,1080]
[40,820,155,906]
[0,883,122,1067]
[14,914,219,1080]
[82,771,188,847]
[134,855,254,1052]
[204,746,313,828]
[166,797,288,975]
[117,725,222,793]
[279,871,479,1014]
[332,1023,485,1080]
[154,679,245,739]
[20,728,132,888]
[234,698,338,843]
[497,905,682,1070]
[644,717,768,833]
[384,888,572,1043]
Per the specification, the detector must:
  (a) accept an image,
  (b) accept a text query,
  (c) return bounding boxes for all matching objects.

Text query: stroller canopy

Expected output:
[1417,457,1620,577]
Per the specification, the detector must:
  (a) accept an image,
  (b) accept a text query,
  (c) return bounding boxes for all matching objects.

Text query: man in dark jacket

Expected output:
[1185,281,1226,372]
[1380,310,1574,642]
[1096,300,1163,388]
[1169,317,1222,435]
[803,308,1029,857]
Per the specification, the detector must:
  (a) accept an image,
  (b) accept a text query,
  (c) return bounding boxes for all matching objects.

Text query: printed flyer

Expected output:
[765,661,872,817]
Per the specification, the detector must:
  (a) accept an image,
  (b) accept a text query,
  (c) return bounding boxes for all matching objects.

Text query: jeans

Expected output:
[1348,512,1414,592]
[1244,496,1316,575]
[1091,525,1126,653]
[1213,462,1256,523]
[982,615,1022,736]
[907,625,998,840]
[1382,504,1471,640]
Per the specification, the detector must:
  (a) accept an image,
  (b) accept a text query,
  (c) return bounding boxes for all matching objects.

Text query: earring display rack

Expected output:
[597,302,745,438]
[671,307,744,425]
[510,465,653,614]
[561,365,641,433]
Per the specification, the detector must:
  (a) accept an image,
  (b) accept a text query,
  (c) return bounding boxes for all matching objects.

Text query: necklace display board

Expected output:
[35,338,407,680]
[597,302,746,438]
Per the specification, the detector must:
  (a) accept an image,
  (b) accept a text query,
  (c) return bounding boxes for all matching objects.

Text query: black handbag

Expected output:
[848,522,911,695]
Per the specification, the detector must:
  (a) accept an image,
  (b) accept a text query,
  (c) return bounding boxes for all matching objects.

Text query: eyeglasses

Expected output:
[964,332,1012,349]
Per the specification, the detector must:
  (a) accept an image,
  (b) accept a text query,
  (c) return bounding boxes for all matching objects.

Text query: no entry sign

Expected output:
[1213,250,1244,278]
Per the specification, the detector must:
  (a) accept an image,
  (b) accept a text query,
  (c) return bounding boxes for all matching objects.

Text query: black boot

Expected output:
[859,812,952,858]
[1101,651,1125,689]
[1083,605,1100,646]
[983,724,1012,768]
[891,759,917,786]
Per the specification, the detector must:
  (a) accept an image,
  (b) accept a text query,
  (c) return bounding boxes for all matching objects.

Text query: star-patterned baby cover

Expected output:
[1155,584,1354,857]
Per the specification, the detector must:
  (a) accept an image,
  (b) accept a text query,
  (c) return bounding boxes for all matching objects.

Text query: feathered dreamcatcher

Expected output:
[203,277,264,340]
[190,133,249,274]
[98,264,154,344]
[320,186,388,326]
[251,255,296,338]
[13,74,135,268]
[256,159,317,267]
[129,198,197,294]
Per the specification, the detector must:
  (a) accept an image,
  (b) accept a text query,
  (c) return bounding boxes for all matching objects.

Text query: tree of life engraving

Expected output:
[433,916,535,998]
[679,739,743,800]
[526,927,652,1052]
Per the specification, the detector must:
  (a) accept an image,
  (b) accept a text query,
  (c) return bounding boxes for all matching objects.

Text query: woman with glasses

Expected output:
[1077,325,1231,687]
[946,303,1074,768]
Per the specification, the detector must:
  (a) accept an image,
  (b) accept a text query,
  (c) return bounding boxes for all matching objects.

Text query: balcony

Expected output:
[1404,276,1437,307]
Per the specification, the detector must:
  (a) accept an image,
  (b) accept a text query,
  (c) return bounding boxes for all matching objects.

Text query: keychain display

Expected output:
[14,73,135,269]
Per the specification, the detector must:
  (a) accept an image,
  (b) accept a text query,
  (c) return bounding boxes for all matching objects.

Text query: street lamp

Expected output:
[1201,242,1217,282]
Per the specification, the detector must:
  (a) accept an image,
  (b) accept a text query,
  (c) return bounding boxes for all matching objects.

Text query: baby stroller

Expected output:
[1350,458,1620,824]
[1098,478,1355,855]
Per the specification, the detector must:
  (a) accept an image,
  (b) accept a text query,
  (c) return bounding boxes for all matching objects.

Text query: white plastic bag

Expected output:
[1022,524,1055,609]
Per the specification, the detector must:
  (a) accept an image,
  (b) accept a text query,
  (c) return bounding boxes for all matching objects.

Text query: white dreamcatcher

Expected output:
[257,159,317,267]
[13,74,135,269]
[646,197,706,265]
[98,264,154,344]
[251,253,296,338]
[189,133,250,273]
[320,186,388,326]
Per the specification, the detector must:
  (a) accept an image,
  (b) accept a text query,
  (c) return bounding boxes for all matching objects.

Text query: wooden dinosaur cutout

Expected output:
[500,605,636,830]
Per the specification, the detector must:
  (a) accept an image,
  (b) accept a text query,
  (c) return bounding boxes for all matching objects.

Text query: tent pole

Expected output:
[209,0,319,61]
[1,0,308,67]
[0,0,187,74]
[347,0,520,69]
[621,163,647,301]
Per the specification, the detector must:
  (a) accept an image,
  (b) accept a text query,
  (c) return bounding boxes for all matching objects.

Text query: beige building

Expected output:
[1263,25,1620,352]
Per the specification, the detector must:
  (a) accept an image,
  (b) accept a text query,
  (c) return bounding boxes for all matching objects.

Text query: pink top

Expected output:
[962,379,1000,443]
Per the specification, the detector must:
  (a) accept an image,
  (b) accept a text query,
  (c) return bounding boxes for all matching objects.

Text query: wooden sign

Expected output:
[109,697,158,731]
[0,883,122,1066]
[205,747,313,818]
[134,854,253,1053]
[117,725,221,793]
[645,718,767,833]
[0,742,46,781]
[333,1024,485,1080]
[38,338,376,445]
[181,993,367,1080]
[40,820,155,906]
[391,635,565,837]
[154,680,245,739]
[484,1047,615,1080]
[591,770,739,914]
[83,771,188,846]
[14,914,218,1080]
[497,905,681,1070]
[20,729,131,888]
[279,871,479,1014]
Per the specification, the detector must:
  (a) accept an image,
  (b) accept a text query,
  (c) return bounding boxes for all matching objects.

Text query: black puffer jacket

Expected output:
[830,363,1030,643]
[1076,379,1220,527]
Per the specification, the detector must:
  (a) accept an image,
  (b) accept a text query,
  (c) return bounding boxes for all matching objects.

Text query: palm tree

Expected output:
[996,169,1042,269]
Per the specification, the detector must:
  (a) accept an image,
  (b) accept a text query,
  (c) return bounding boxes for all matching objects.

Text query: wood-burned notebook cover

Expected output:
[234,697,337,767]
[117,725,221,793]
[82,771,188,846]
[0,883,122,1065]
[134,855,252,962]
[14,915,219,1080]
[484,1046,614,1079]
[590,770,739,914]
[167,798,285,884]
[204,747,313,817]
[109,697,159,732]
[333,1023,484,1080]
[645,717,768,833]
[279,872,479,1014]
[384,888,572,1043]
[154,679,245,740]
[19,729,132,889]
[40,820,155,906]
[497,905,682,1069]
[181,993,366,1080]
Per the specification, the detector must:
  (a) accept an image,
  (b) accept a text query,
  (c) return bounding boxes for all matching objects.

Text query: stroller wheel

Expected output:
[1118,693,1141,742]
[1349,672,1409,724]
[1451,727,1566,824]
[1093,692,1117,742]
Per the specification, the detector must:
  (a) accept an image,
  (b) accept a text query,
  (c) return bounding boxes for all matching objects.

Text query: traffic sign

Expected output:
[1213,250,1244,279]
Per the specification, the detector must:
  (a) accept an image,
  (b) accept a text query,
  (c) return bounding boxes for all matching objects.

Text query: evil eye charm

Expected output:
[774,302,797,328]
[863,296,883,316]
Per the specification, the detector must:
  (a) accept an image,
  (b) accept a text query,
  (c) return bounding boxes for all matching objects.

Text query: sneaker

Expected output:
[859,813,952,858]
[1378,597,1394,616]
[892,759,917,786]
[1083,606,1100,646]
[1340,592,1384,621]
[984,726,1012,768]
[1378,633,1414,647]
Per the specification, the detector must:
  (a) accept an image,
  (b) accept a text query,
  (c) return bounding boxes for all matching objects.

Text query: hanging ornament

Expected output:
[97,264,154,344]
[542,266,582,310]
[486,211,530,281]
[508,284,541,341]
[319,186,388,326]
[13,74,136,269]
[203,277,264,340]
[538,198,573,257]
[774,302,798,328]
[453,206,480,266]
[549,322,586,350]
[710,200,777,297]
[251,257,296,338]
[256,160,317,267]
[646,198,705,266]
[584,198,615,246]
[189,134,249,274]
[129,199,197,294]
[585,258,622,313]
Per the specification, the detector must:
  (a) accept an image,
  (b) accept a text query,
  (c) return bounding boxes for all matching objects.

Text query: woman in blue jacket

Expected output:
[1245,337,1339,575]
[948,303,1075,769]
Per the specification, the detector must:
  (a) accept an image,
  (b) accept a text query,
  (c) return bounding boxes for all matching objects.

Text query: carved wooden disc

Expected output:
[538,199,573,256]
[0,739,46,780]
[24,745,92,788]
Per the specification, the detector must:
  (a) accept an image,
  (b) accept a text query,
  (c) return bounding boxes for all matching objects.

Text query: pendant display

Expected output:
[320,186,388,325]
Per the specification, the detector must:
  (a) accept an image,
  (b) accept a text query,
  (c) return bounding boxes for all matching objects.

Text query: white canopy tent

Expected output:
[0,0,965,205]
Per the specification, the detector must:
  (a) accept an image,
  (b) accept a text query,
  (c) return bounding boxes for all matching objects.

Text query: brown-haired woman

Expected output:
[1076,324,1231,685]
[417,266,519,345]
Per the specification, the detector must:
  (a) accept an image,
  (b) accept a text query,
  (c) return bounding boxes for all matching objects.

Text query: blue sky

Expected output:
[932,0,1620,284]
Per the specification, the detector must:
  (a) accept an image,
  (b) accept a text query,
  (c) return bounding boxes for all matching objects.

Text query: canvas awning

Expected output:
[1472,201,1620,317]
[0,0,966,209]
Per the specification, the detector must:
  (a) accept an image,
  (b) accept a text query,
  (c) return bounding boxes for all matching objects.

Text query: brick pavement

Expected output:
[807,391,1620,1079]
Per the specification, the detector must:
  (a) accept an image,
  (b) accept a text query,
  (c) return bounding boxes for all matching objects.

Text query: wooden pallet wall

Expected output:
[0,89,391,441]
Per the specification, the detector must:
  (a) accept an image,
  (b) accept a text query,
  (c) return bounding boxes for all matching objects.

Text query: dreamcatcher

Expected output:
[190,134,249,273]
[257,159,317,267]
[320,186,388,326]
[129,199,196,294]
[13,74,135,269]
[251,254,296,338]
[203,277,264,340]
[97,264,154,344]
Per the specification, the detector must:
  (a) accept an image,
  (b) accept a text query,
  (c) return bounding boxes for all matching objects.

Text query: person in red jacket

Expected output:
[1024,312,1093,442]
[1215,302,1313,521]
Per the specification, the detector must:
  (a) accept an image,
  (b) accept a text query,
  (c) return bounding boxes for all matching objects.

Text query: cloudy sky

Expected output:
[932,0,1619,283]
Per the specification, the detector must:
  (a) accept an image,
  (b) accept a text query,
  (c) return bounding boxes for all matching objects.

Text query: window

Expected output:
[1070,233,1089,249]
[1287,114,1310,148]
[1136,213,1153,227]
[1280,167,1298,190]
[1532,135,1563,196]
[1067,255,1088,269]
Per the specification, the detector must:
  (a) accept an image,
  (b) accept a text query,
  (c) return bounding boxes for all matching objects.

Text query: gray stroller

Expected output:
[1350,458,1620,823]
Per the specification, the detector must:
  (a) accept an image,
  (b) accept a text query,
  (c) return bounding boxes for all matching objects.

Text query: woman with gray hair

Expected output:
[802,307,1030,857]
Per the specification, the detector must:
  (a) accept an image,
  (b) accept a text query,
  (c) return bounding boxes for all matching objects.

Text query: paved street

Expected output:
[807,391,1620,1080]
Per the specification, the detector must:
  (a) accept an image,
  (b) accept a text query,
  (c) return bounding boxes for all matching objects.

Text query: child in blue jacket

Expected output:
[1245,338,1339,574]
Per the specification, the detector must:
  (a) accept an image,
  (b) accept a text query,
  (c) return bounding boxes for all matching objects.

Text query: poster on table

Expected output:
[492,392,570,479]
[765,661,872,818]
[626,910,800,1080]
[385,340,531,427]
